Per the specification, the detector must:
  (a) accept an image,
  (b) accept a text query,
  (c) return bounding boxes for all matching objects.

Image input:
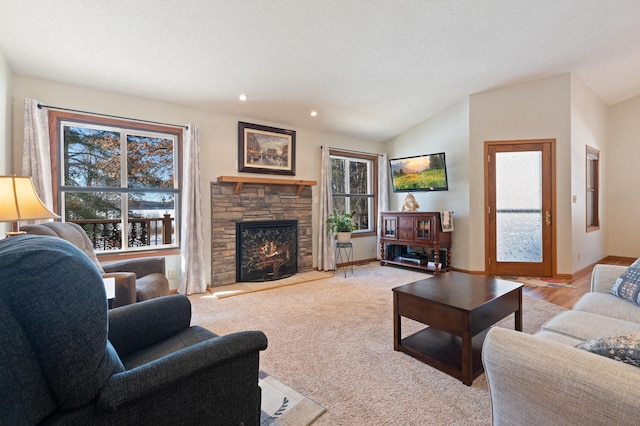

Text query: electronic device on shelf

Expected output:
[397,255,428,265]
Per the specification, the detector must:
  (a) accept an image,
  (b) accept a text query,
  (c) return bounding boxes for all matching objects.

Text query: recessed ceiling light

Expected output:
[239,94,248,101]
[310,110,318,117]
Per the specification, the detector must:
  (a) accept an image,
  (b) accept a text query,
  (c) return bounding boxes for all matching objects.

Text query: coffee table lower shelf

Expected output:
[397,327,489,384]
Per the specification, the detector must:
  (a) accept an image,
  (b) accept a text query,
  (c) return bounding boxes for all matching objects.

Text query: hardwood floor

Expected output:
[523,256,635,309]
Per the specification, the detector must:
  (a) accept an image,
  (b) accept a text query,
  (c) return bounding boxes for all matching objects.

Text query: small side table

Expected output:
[335,241,353,278]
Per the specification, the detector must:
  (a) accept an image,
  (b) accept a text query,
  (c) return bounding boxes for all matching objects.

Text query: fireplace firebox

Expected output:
[236,220,298,282]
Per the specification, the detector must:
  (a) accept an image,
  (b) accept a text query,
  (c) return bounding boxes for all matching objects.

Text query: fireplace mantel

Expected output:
[217,176,317,196]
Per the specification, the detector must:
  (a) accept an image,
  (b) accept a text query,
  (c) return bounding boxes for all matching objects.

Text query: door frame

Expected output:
[484,139,557,277]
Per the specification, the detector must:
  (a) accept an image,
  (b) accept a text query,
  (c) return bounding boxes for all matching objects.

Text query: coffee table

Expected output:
[392,272,523,385]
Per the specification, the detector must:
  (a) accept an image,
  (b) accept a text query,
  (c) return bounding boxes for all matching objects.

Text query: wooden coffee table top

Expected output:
[392,271,522,311]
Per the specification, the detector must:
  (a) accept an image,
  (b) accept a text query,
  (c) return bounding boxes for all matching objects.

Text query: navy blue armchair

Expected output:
[0,235,267,425]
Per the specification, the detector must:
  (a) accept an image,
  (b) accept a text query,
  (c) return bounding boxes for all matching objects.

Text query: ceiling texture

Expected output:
[2,0,640,142]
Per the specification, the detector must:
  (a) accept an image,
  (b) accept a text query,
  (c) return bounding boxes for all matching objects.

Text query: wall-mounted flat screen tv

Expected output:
[389,152,449,192]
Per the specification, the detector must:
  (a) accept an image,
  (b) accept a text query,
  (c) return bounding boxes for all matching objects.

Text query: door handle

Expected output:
[545,210,551,226]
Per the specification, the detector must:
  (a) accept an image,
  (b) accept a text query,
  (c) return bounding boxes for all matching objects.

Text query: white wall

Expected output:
[0,48,13,236]
[607,95,640,258]
[384,99,471,270]
[569,75,609,270]
[11,76,382,287]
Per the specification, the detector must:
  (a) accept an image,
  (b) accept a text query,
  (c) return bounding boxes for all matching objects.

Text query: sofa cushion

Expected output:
[576,330,640,367]
[534,329,585,346]
[573,292,640,324]
[541,310,640,342]
[610,259,640,306]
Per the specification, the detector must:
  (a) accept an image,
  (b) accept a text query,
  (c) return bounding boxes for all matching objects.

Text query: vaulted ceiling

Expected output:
[2,1,640,142]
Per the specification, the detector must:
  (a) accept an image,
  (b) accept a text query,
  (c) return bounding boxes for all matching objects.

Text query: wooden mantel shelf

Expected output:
[217,176,317,196]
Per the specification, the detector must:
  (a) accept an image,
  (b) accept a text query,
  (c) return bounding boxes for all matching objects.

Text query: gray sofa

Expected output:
[483,264,640,426]
[0,235,268,425]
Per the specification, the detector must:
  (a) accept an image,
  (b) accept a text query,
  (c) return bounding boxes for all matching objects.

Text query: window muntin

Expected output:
[56,117,180,253]
[329,151,377,235]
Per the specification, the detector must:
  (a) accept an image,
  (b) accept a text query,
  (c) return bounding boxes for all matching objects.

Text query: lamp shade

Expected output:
[0,175,60,221]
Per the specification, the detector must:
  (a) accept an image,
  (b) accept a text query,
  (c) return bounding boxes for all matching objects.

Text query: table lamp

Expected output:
[0,175,60,237]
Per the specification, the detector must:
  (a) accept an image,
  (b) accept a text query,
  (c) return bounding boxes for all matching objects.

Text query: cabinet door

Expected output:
[414,216,433,243]
[382,216,398,240]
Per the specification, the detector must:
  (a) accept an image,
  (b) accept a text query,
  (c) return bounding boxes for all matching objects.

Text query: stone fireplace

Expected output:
[211,178,314,286]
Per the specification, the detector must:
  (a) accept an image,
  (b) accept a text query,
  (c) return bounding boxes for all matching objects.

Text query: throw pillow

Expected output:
[576,330,640,367]
[610,259,640,305]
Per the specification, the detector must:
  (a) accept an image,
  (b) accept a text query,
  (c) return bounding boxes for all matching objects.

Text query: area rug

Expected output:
[496,275,575,288]
[190,262,567,425]
[260,371,326,425]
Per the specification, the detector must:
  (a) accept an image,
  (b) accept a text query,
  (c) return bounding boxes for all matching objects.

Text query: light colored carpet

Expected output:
[190,262,567,425]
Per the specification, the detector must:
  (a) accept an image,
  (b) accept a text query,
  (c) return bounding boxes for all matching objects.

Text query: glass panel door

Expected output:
[495,151,542,262]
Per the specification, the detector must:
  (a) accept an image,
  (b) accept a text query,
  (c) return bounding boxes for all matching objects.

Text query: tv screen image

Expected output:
[389,153,448,192]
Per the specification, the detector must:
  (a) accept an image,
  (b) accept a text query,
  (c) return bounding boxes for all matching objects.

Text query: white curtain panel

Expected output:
[22,98,54,210]
[179,124,207,295]
[377,153,389,259]
[317,144,335,271]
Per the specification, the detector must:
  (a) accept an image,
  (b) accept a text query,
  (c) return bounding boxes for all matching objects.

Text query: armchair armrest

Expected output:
[591,264,628,293]
[108,295,191,357]
[102,272,136,308]
[102,256,166,278]
[483,327,640,426]
[97,330,268,411]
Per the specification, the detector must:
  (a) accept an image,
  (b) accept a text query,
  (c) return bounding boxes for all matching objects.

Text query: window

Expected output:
[49,111,181,254]
[586,146,599,231]
[329,150,378,236]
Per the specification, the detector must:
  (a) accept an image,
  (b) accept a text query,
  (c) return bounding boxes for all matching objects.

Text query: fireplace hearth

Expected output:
[236,220,298,282]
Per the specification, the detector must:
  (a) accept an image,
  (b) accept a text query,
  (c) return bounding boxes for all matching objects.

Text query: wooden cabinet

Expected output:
[380,211,452,273]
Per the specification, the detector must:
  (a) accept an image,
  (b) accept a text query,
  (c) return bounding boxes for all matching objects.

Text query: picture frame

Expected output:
[238,122,296,175]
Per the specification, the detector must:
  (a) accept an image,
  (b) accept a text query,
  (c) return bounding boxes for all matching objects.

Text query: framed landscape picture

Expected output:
[238,122,296,175]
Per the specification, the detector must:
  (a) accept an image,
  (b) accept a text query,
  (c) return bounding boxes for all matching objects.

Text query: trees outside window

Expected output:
[49,111,181,253]
[329,150,378,236]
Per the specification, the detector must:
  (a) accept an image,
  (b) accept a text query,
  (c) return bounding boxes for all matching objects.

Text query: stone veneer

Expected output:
[211,182,313,286]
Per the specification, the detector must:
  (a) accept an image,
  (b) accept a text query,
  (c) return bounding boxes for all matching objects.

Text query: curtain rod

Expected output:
[37,103,188,130]
[322,146,385,156]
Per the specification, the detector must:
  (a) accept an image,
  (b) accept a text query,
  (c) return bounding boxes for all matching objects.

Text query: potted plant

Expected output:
[326,210,357,243]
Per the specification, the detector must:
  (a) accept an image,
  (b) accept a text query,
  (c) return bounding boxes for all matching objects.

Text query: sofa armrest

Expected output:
[102,272,137,308]
[591,264,627,293]
[108,294,191,356]
[97,330,268,411]
[483,327,640,426]
[102,257,166,278]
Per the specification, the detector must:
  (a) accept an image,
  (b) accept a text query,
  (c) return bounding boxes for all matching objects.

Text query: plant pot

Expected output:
[336,232,352,243]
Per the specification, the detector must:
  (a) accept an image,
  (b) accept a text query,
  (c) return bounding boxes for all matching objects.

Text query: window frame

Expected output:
[48,110,183,259]
[329,149,378,238]
[586,145,600,232]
